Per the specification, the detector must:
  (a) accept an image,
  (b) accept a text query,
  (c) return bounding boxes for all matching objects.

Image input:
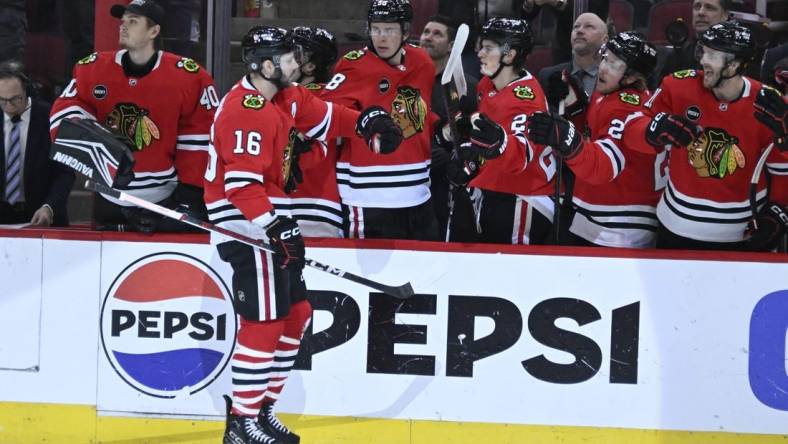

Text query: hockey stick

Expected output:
[440,24,471,241]
[85,180,415,299]
[749,142,774,230]
[551,101,566,245]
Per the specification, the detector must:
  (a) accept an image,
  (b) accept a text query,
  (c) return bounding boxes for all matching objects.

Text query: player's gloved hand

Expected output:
[645,112,702,148]
[754,86,788,152]
[467,113,506,159]
[746,203,788,251]
[284,135,311,193]
[265,217,305,271]
[120,206,163,234]
[356,106,403,154]
[546,70,569,108]
[446,146,480,186]
[547,70,588,117]
[434,112,473,147]
[527,112,583,159]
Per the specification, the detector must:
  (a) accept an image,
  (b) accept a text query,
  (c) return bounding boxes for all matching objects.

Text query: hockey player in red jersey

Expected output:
[638,21,788,251]
[49,0,216,232]
[447,17,554,244]
[207,26,401,444]
[527,32,663,248]
[284,26,344,238]
[321,0,439,240]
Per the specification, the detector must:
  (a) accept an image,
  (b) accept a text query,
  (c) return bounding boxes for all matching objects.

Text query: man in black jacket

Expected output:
[0,62,74,226]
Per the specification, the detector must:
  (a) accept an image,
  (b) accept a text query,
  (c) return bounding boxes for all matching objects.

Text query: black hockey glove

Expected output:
[754,86,788,152]
[645,112,702,148]
[546,70,588,117]
[120,206,163,234]
[527,112,583,159]
[284,135,311,194]
[746,203,788,251]
[468,113,506,159]
[545,70,569,108]
[356,106,403,154]
[265,217,306,271]
[446,146,480,186]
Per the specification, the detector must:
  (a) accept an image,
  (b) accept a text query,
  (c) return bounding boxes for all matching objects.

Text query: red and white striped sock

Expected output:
[264,300,312,404]
[230,317,284,417]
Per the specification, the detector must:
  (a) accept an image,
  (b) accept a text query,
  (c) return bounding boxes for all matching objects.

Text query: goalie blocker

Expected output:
[50,118,205,233]
[50,118,135,189]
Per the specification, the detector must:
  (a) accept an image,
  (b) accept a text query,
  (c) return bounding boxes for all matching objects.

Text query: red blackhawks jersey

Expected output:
[204,76,357,241]
[321,45,434,208]
[643,71,788,242]
[470,73,555,218]
[49,50,216,205]
[280,82,343,237]
[566,89,662,248]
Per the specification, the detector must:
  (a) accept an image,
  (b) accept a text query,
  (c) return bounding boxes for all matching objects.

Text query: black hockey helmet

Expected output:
[605,31,658,78]
[241,26,297,73]
[698,21,755,63]
[479,17,535,63]
[292,26,338,69]
[368,0,413,25]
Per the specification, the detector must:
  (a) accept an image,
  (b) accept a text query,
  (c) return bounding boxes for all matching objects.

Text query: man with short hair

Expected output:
[657,0,732,81]
[208,26,401,444]
[538,12,609,113]
[0,62,74,226]
[639,21,788,251]
[50,0,217,233]
[321,0,438,241]
[420,14,478,240]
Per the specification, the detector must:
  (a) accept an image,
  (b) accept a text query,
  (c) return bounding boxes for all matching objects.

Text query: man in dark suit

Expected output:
[537,12,607,113]
[0,63,74,226]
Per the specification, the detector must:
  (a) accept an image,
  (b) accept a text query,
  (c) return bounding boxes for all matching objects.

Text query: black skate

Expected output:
[223,395,282,444]
[258,403,300,444]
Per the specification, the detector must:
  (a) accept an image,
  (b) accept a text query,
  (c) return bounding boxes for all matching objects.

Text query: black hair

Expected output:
[425,14,460,41]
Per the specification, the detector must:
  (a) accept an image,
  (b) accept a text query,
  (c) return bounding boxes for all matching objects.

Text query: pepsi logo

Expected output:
[100,252,237,398]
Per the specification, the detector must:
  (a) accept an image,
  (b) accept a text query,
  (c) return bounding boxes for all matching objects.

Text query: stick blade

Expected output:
[383,282,415,300]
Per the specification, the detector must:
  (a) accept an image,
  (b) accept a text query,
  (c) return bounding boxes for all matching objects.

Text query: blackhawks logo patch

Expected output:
[688,127,745,179]
[344,50,365,61]
[242,94,266,110]
[619,92,640,105]
[77,53,98,65]
[176,57,200,73]
[390,86,427,139]
[673,69,697,79]
[305,82,323,91]
[106,103,161,151]
[513,85,535,100]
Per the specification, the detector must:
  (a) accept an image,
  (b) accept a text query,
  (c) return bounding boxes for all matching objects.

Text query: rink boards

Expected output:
[0,230,787,443]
